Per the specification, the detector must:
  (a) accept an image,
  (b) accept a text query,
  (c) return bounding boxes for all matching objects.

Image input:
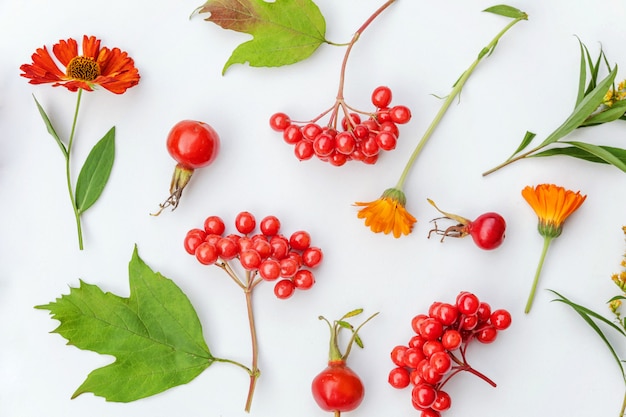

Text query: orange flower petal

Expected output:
[52,37,78,67]
[522,183,586,237]
[356,193,416,238]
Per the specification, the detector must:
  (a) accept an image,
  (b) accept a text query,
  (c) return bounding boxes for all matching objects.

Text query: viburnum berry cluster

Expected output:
[269,87,411,165]
[269,0,409,166]
[388,292,512,416]
[184,211,323,411]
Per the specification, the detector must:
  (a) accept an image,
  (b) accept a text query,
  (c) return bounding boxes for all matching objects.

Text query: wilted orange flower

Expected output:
[20,35,139,94]
[355,188,416,238]
[522,183,586,313]
[521,183,586,238]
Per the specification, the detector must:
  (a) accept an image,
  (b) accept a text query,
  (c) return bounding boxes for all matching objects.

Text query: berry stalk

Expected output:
[393,12,527,191]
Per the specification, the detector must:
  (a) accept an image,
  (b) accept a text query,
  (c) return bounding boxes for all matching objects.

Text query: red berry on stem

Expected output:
[283,124,303,144]
[289,230,311,251]
[195,242,219,265]
[274,279,295,299]
[204,215,225,235]
[259,259,281,280]
[468,212,506,250]
[390,345,408,367]
[235,211,256,235]
[293,269,315,289]
[302,247,323,268]
[490,309,512,330]
[311,362,365,412]
[269,112,291,131]
[260,215,281,236]
[388,367,411,389]
[239,249,262,270]
[294,139,315,160]
[371,86,393,108]
[389,105,412,124]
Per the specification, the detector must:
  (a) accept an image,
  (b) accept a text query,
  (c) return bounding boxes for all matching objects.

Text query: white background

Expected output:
[1,0,626,416]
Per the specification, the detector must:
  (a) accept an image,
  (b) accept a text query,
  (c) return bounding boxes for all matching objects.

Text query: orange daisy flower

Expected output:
[355,188,417,238]
[521,183,587,238]
[20,35,139,94]
[522,184,586,313]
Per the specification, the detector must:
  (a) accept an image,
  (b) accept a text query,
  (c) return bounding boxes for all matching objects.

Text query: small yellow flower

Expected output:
[522,184,586,313]
[355,188,416,238]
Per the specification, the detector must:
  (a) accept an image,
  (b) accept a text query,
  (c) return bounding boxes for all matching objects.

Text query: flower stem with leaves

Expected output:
[483,40,626,176]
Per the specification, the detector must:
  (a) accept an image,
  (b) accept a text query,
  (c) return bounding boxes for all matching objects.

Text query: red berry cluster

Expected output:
[184,211,323,299]
[269,86,411,166]
[388,292,512,416]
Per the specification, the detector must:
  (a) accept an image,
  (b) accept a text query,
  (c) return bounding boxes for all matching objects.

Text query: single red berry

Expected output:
[390,345,408,367]
[429,351,451,374]
[441,329,462,351]
[341,113,361,131]
[412,383,437,409]
[389,105,412,124]
[302,246,323,268]
[274,279,295,299]
[289,230,311,251]
[239,249,262,270]
[456,292,480,315]
[375,131,397,151]
[294,139,315,160]
[195,242,219,265]
[184,229,207,255]
[259,259,281,280]
[251,236,272,259]
[388,367,411,389]
[235,211,256,235]
[311,362,364,412]
[283,124,303,144]
[335,132,357,155]
[270,235,290,259]
[203,216,225,235]
[477,302,492,323]
[269,112,291,131]
[371,86,393,108]
[490,309,512,330]
[259,215,281,236]
[279,257,299,278]
[422,340,444,358]
[216,236,238,260]
[313,133,336,157]
[293,269,315,289]
[476,325,498,344]
[418,318,444,341]
[303,123,323,141]
[403,347,426,368]
[432,390,451,412]
[467,212,506,250]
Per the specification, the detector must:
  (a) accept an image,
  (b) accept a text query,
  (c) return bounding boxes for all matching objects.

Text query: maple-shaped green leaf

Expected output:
[36,246,214,402]
[196,0,328,73]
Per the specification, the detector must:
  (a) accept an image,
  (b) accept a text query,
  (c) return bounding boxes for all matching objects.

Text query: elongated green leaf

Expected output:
[532,144,626,165]
[483,5,526,19]
[549,290,626,382]
[510,131,536,157]
[75,127,115,214]
[33,95,67,157]
[537,66,617,148]
[196,0,327,74]
[564,141,626,172]
[581,101,626,126]
[36,246,214,402]
[575,38,587,107]
[340,308,364,320]
[337,320,354,330]
[608,295,626,302]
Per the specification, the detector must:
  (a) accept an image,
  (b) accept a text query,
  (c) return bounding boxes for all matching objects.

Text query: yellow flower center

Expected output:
[66,56,101,81]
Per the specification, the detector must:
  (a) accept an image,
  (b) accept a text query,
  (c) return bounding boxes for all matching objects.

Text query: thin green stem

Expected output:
[213,357,253,374]
[395,15,526,190]
[481,143,543,176]
[620,389,626,417]
[65,89,84,250]
[525,236,553,314]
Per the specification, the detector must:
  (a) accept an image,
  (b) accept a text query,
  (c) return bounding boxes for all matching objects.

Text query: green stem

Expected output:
[481,143,543,176]
[620,389,626,417]
[395,14,526,190]
[525,236,553,314]
[65,88,84,250]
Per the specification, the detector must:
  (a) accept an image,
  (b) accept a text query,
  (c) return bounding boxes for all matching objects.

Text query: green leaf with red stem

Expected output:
[194,0,328,74]
[35,246,216,402]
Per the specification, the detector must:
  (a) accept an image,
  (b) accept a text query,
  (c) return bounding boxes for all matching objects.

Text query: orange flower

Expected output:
[20,35,139,94]
[522,184,586,313]
[521,183,586,238]
[355,188,416,238]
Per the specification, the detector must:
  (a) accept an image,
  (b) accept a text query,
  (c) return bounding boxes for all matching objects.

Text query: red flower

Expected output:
[20,35,140,94]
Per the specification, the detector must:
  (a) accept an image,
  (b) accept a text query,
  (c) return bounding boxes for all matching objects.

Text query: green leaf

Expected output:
[75,127,116,214]
[580,100,626,126]
[336,320,354,330]
[537,65,617,148]
[483,4,527,19]
[510,130,536,157]
[575,38,588,107]
[532,144,626,166]
[340,308,364,320]
[564,140,626,172]
[549,290,626,383]
[35,246,214,402]
[196,0,327,74]
[33,95,67,157]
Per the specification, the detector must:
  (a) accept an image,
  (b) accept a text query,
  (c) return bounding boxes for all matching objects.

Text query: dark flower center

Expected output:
[66,56,101,81]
